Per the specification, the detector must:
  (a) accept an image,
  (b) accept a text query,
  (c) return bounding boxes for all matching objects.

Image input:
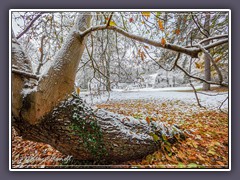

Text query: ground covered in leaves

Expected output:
[12,99,228,169]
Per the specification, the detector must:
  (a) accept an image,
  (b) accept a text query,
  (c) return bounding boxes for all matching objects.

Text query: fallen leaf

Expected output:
[141,12,151,18]
[158,20,164,31]
[146,116,151,125]
[161,37,166,47]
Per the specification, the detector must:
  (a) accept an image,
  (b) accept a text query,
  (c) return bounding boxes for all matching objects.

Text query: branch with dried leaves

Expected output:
[78,24,228,59]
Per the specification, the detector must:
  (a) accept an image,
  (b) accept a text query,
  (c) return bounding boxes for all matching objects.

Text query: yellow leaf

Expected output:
[196,154,205,161]
[154,152,162,159]
[161,37,166,47]
[207,149,216,156]
[153,134,160,141]
[158,20,164,31]
[146,154,154,163]
[195,62,201,69]
[149,133,159,142]
[141,12,151,18]
[76,87,80,95]
[162,134,167,141]
[109,21,117,26]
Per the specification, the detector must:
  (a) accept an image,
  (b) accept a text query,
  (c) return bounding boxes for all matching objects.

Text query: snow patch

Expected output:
[80,86,228,110]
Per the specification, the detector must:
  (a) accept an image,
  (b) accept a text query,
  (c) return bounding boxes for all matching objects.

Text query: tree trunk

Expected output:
[12,13,184,163]
[13,94,184,162]
[202,13,211,91]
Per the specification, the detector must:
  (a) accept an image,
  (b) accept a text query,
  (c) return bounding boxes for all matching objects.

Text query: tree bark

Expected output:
[17,14,92,125]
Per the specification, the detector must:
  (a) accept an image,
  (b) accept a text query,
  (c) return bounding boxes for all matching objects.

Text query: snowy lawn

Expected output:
[80,86,228,111]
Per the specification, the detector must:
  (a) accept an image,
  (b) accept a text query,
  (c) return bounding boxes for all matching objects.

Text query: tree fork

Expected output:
[14,14,92,124]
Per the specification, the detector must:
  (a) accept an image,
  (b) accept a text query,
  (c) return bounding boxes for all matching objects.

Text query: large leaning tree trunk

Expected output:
[12,13,185,162]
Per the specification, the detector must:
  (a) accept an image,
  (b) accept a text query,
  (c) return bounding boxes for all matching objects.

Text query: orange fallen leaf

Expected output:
[158,20,164,31]
[161,38,166,47]
[146,116,151,125]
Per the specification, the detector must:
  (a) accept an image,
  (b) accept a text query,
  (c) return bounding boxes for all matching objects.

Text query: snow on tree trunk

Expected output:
[13,94,184,162]
[19,14,92,124]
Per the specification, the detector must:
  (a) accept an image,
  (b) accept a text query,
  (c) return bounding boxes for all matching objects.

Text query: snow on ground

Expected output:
[80,86,228,110]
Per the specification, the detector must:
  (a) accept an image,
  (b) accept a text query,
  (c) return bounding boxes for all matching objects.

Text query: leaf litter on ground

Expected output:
[12,99,228,168]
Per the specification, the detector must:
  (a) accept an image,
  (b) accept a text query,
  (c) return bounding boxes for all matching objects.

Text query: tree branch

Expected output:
[36,35,46,75]
[218,96,228,114]
[190,83,204,108]
[106,12,114,27]
[79,25,201,58]
[191,13,208,38]
[79,24,228,58]
[204,38,228,50]
[199,34,228,44]
[12,68,39,80]
[176,63,228,87]
[144,49,180,71]
[16,12,46,39]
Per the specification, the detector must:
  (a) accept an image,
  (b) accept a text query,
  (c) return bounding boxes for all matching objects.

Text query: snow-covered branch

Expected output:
[199,34,228,44]
[12,68,39,80]
[79,25,201,58]
[79,24,228,58]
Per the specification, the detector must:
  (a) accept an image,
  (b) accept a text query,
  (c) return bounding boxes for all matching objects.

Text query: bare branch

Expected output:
[219,96,228,114]
[199,34,228,44]
[190,83,205,108]
[16,12,46,39]
[144,49,180,71]
[176,63,228,87]
[36,35,46,75]
[197,91,228,96]
[191,13,208,38]
[106,12,114,27]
